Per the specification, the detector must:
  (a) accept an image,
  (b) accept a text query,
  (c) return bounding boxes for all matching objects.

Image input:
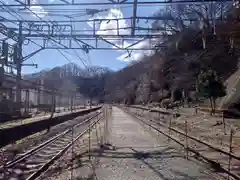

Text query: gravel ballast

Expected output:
[41,107,227,180]
[90,107,226,180]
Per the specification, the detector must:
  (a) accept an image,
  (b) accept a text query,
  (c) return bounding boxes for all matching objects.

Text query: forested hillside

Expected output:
[99,3,240,105]
[25,3,240,110]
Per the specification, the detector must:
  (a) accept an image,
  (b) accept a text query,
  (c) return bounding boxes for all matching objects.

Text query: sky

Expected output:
[0,0,165,74]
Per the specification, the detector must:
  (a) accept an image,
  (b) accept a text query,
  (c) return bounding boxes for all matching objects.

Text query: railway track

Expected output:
[0,110,104,180]
[122,107,240,180]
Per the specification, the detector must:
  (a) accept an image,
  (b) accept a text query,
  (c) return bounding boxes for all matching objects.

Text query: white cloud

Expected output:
[87,15,101,29]
[30,6,47,18]
[117,51,143,62]
[96,8,130,36]
[116,39,154,62]
[29,0,47,18]
[88,8,130,48]
[87,8,159,62]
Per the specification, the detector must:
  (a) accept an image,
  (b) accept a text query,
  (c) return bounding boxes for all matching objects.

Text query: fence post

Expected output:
[222,112,226,135]
[24,89,29,116]
[88,117,91,161]
[9,88,14,115]
[228,128,233,180]
[50,88,55,118]
[95,113,99,144]
[168,117,172,142]
[103,106,107,145]
[149,111,151,130]
[71,126,74,180]
[37,88,40,112]
[185,121,189,160]
[100,110,104,146]
[70,95,73,112]
[108,105,112,143]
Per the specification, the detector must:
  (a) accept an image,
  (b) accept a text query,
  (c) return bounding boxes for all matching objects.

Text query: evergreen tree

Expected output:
[198,70,226,115]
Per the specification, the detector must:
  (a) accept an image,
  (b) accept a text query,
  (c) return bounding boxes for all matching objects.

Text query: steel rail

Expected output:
[122,107,240,180]
[26,114,104,180]
[4,111,101,168]
[127,105,240,162]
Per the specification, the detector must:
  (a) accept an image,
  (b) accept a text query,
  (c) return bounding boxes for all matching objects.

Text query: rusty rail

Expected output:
[127,105,240,162]
[121,106,240,180]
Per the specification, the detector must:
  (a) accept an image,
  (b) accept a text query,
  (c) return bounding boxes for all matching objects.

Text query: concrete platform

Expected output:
[0,106,101,148]
[0,106,94,130]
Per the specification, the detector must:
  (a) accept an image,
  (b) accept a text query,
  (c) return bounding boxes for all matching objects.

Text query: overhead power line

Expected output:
[1,0,233,7]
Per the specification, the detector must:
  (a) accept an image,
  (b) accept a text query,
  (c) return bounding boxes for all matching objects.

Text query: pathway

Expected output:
[90,107,226,180]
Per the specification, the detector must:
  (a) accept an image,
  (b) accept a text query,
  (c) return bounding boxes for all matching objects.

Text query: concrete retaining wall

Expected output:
[0,106,101,148]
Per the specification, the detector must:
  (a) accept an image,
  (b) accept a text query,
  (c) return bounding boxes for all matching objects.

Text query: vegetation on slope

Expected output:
[26,3,240,110]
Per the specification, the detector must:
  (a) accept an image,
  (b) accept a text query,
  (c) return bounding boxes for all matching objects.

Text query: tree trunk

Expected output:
[213,98,216,115]
[171,89,175,102]
[209,97,213,116]
[195,77,199,101]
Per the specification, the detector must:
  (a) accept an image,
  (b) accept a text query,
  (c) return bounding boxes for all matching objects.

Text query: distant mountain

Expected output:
[23,69,50,79]
[24,63,112,79]
[81,66,113,77]
[23,63,113,95]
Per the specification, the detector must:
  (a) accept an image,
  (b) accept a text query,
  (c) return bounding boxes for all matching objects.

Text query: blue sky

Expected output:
[1,0,164,74]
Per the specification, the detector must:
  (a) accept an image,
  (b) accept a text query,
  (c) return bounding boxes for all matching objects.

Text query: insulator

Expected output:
[2,41,8,65]
[202,36,206,49]
[82,45,89,54]
[13,45,19,64]
[213,20,216,35]
[230,36,234,49]
[176,41,179,50]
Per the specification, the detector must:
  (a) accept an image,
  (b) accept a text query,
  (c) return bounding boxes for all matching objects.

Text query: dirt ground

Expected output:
[41,107,227,180]
[128,106,240,178]
[135,106,240,154]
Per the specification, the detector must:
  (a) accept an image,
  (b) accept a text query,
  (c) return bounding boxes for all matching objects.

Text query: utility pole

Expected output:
[70,94,73,112]
[16,22,23,115]
[15,22,37,116]
[131,0,137,36]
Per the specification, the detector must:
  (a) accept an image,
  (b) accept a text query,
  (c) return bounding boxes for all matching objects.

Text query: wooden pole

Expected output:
[99,112,103,146]
[222,112,226,135]
[95,117,99,145]
[185,121,189,159]
[168,117,172,142]
[70,127,74,180]
[228,128,233,180]
[88,118,91,161]
[70,95,73,112]
[104,106,108,145]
